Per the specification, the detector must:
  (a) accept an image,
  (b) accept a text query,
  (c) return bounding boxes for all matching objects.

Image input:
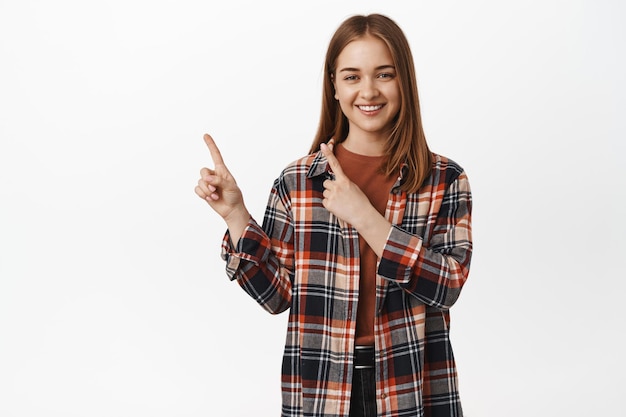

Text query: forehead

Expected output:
[336,35,393,68]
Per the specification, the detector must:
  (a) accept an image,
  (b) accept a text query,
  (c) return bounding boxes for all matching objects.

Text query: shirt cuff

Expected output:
[220,218,268,280]
[377,225,423,284]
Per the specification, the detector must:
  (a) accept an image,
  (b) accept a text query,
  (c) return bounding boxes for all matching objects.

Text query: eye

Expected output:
[378,72,395,79]
[343,74,359,81]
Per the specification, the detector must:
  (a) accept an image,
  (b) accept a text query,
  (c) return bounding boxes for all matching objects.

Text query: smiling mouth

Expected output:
[358,105,383,112]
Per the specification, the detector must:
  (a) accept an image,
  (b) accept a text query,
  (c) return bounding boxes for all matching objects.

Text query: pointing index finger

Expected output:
[320,142,345,178]
[203,133,225,166]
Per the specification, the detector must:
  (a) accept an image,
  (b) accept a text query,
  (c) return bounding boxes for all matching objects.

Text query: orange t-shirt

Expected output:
[334,144,397,346]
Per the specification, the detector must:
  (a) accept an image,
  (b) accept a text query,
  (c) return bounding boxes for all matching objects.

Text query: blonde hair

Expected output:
[309,14,432,193]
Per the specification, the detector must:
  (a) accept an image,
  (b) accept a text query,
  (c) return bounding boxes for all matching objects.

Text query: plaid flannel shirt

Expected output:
[221,150,472,417]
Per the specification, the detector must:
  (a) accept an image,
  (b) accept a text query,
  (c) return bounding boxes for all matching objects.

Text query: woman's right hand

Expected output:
[195,134,250,242]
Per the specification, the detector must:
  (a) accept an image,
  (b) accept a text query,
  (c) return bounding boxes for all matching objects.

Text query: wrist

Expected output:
[225,206,250,227]
[224,206,251,244]
[352,204,380,231]
[353,206,392,258]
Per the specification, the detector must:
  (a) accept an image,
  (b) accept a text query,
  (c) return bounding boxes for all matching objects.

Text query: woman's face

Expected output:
[333,35,401,144]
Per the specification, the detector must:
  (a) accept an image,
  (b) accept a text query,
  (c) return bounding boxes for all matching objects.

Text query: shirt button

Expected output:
[381,393,387,399]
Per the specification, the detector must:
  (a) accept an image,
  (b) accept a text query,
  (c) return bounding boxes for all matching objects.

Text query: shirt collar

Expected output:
[306,149,408,191]
[306,150,331,179]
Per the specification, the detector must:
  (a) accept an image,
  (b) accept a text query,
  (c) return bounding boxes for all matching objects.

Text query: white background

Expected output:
[1,1,624,416]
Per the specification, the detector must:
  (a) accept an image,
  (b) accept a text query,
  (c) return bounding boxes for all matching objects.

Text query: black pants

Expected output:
[349,365,377,416]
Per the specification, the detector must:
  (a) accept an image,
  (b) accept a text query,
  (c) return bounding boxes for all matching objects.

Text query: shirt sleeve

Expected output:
[377,171,473,310]
[220,179,295,315]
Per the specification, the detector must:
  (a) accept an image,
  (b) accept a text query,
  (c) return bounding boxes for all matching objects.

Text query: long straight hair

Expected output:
[309,14,432,193]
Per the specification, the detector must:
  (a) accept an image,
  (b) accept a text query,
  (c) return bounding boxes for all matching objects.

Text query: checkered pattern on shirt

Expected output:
[222,150,472,417]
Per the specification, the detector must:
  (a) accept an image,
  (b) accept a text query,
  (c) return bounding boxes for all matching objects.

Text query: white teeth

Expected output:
[359,105,382,111]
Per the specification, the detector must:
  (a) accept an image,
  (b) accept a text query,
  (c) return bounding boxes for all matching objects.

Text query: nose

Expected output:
[360,77,379,100]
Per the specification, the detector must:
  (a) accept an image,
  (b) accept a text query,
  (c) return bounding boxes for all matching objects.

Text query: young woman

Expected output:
[195,14,473,417]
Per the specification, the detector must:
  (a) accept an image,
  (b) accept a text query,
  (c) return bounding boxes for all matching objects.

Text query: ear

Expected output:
[330,73,338,100]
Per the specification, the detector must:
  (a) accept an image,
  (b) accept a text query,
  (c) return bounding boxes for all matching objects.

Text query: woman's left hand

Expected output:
[320,143,373,227]
[320,142,392,257]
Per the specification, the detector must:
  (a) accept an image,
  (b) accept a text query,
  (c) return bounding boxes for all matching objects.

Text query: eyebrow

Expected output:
[338,64,395,72]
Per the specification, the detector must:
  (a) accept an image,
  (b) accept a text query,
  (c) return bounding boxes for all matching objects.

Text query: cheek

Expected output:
[337,100,351,116]
[334,92,348,108]
[336,88,356,105]
[390,86,402,104]
[386,90,401,110]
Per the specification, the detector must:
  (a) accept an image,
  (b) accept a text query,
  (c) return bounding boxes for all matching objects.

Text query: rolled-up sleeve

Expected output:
[219,179,295,315]
[378,172,472,310]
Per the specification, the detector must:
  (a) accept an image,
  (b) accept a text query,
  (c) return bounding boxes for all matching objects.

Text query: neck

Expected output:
[342,134,386,156]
